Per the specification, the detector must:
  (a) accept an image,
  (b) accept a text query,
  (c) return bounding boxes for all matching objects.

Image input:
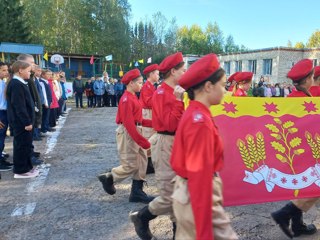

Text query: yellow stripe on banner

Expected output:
[211,96,320,118]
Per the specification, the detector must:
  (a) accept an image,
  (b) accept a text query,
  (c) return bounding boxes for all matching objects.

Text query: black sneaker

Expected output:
[2,152,9,158]
[0,164,13,171]
[1,152,9,159]
[31,157,44,166]
[0,159,13,166]
[33,152,41,158]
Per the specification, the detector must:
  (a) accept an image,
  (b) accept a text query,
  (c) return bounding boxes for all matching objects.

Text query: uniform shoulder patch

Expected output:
[122,96,128,102]
[192,111,204,123]
[157,88,164,94]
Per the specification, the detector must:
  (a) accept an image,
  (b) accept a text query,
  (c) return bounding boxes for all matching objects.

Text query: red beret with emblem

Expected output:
[178,53,220,90]
[287,59,313,82]
[313,65,320,78]
[158,52,184,73]
[228,72,239,82]
[121,69,141,85]
[234,72,253,83]
[143,64,159,75]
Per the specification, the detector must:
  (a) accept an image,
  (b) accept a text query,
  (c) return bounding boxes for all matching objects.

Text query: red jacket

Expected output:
[310,86,320,96]
[288,89,309,97]
[171,101,224,240]
[116,90,151,149]
[152,82,184,132]
[140,80,155,109]
[48,79,59,109]
[233,88,247,97]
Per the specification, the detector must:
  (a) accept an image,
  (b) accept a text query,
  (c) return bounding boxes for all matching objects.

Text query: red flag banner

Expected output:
[210,96,320,206]
[90,55,94,65]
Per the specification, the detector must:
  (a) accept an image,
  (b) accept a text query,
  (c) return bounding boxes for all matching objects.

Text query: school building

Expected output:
[184,47,320,84]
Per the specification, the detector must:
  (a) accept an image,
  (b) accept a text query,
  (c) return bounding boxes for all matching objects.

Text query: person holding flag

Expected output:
[227,72,239,92]
[232,72,253,96]
[310,65,320,96]
[271,59,318,239]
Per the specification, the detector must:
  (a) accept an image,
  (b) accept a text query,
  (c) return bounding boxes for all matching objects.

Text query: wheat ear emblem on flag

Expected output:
[239,118,320,197]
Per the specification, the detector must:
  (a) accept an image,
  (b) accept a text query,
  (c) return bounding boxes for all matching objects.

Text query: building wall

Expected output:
[217,48,320,84]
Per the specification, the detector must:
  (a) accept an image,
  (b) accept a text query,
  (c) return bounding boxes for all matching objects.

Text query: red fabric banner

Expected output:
[212,97,320,206]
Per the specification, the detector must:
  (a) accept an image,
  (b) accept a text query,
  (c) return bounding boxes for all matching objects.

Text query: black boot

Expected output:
[271,202,295,238]
[129,180,155,203]
[146,157,155,174]
[291,205,317,237]
[97,172,116,195]
[129,206,157,240]
[172,222,177,240]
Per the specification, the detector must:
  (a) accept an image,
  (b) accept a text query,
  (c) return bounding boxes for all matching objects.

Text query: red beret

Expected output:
[228,72,239,82]
[179,54,220,90]
[143,64,159,75]
[234,72,253,83]
[287,59,313,82]
[121,69,141,85]
[313,66,320,78]
[158,52,184,73]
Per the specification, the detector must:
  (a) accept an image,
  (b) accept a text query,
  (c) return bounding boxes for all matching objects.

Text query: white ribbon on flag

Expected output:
[243,164,320,192]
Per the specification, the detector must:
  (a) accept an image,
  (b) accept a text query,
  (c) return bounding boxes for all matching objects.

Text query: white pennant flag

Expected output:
[105,55,113,61]
[147,57,152,63]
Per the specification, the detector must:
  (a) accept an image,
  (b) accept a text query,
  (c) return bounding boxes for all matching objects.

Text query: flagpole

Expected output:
[110,61,113,78]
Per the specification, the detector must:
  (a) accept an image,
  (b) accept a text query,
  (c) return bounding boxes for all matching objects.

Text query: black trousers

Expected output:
[96,95,102,107]
[49,108,57,127]
[13,128,33,174]
[75,93,83,108]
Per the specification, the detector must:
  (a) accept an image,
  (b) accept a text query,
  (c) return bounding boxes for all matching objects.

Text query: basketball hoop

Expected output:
[50,54,64,66]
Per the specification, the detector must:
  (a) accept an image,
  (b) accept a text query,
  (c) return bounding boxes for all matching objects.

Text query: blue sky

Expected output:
[129,0,320,50]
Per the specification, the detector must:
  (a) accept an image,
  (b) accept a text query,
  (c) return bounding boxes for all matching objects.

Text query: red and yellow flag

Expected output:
[210,96,320,206]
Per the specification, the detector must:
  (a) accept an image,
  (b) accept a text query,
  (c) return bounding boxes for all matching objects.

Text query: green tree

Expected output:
[0,0,31,43]
[205,22,224,54]
[224,35,239,53]
[294,42,305,49]
[307,30,320,48]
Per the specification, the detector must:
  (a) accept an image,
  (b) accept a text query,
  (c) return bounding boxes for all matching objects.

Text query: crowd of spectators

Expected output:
[0,54,68,178]
[73,71,125,108]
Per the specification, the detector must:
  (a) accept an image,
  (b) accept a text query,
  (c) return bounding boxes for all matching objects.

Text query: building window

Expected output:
[313,59,318,67]
[235,60,242,72]
[224,61,231,75]
[263,59,272,75]
[248,60,257,74]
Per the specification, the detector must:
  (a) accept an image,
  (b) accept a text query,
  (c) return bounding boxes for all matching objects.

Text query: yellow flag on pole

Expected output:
[43,52,48,61]
[138,59,144,64]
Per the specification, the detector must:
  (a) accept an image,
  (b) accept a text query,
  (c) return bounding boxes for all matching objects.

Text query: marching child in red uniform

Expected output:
[140,64,160,174]
[170,54,238,240]
[232,72,253,97]
[130,52,185,240]
[271,59,318,238]
[227,72,239,92]
[310,65,320,96]
[97,69,154,204]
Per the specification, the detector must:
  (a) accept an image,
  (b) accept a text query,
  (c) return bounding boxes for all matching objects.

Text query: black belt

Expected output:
[157,131,175,136]
[119,122,142,126]
[183,172,219,180]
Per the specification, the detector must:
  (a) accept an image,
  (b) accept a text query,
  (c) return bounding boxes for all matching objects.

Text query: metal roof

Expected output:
[0,42,44,54]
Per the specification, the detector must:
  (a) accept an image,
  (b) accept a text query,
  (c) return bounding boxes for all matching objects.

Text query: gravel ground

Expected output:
[0,102,319,240]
